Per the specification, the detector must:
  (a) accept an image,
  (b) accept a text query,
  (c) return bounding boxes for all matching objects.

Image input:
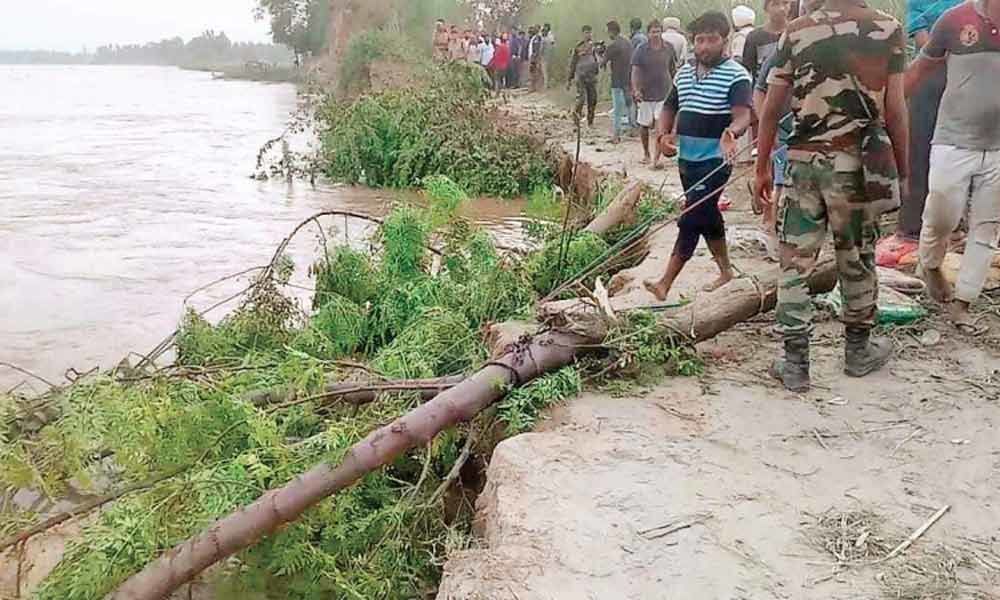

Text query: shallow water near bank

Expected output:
[0,65,528,390]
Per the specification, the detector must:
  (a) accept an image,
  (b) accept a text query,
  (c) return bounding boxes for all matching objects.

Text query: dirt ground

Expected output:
[437,91,1000,599]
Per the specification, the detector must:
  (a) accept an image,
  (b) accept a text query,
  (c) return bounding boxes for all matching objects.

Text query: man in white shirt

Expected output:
[661,17,689,67]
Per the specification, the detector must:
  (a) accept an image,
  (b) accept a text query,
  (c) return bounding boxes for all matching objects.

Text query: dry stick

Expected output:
[0,362,60,391]
[889,427,923,458]
[429,420,481,506]
[641,513,713,540]
[881,505,951,561]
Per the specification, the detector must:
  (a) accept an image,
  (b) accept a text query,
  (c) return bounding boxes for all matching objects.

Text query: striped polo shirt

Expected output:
[666,58,752,162]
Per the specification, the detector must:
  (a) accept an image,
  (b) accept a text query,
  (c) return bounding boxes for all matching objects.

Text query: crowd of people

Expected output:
[431,1,997,393]
[432,19,556,91]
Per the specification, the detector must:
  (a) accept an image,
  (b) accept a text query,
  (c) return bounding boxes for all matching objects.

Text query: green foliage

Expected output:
[320,62,551,198]
[601,311,704,393]
[526,231,610,296]
[312,246,377,308]
[292,295,367,359]
[497,367,582,435]
[422,174,470,227]
[372,307,480,378]
[177,280,301,366]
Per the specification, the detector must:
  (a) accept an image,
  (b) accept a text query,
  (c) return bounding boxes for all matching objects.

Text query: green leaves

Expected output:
[320,63,551,198]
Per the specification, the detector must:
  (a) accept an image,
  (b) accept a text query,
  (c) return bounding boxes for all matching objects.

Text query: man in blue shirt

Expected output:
[644,11,753,301]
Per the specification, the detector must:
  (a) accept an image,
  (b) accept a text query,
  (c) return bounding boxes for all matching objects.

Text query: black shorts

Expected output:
[673,158,732,261]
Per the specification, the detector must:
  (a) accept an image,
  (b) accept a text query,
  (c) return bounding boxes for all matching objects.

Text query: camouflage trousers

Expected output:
[777,155,881,337]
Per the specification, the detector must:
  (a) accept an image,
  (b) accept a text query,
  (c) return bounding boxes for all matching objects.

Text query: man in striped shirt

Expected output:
[644,11,753,301]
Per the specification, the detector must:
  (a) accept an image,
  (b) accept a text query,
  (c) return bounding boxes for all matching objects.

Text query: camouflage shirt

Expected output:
[767,2,906,161]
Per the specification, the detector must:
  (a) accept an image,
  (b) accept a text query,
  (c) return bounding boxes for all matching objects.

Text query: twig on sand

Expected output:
[639,512,713,540]
[813,428,832,452]
[889,428,923,458]
[881,505,951,561]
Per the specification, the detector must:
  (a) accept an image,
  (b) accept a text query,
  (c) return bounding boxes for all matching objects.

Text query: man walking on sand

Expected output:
[907,0,1000,336]
[644,12,752,301]
[755,0,909,392]
[568,26,600,127]
[631,19,677,169]
[602,20,633,144]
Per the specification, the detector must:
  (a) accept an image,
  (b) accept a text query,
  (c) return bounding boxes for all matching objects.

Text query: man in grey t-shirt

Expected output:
[906,0,1000,335]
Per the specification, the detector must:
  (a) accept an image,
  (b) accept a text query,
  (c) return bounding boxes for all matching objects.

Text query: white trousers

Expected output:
[919,145,1000,303]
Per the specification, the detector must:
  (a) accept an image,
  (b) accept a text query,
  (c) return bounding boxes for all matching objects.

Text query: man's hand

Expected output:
[632,89,643,103]
[658,132,678,157]
[753,167,774,215]
[720,128,740,163]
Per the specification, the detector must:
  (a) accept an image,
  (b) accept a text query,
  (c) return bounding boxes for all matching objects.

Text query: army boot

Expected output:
[770,335,811,392]
[844,326,892,377]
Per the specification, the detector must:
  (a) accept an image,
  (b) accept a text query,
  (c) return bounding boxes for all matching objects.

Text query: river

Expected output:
[0,65,527,391]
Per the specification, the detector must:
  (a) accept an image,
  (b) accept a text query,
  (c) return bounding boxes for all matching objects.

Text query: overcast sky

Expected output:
[2,0,273,51]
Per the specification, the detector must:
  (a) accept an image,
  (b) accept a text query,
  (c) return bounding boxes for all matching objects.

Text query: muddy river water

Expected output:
[0,65,527,390]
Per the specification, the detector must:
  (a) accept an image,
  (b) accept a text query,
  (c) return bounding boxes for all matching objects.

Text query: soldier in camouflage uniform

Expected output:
[753,0,910,392]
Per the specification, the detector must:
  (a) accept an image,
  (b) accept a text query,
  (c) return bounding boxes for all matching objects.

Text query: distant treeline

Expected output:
[0,31,293,66]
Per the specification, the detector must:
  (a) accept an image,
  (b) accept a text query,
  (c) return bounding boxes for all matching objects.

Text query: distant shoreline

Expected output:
[0,62,303,84]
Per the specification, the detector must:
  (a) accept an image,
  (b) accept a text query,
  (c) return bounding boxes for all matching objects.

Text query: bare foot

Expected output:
[651,161,664,171]
[643,278,669,301]
[702,271,734,292]
[639,156,651,165]
[921,266,953,302]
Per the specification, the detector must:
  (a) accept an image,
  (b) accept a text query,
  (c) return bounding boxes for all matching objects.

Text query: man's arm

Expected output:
[904,54,944,96]
[884,72,910,179]
[729,105,752,137]
[631,65,643,100]
[567,46,579,85]
[657,105,677,139]
[755,82,792,177]
[913,30,931,48]
[753,88,767,116]
[742,33,758,76]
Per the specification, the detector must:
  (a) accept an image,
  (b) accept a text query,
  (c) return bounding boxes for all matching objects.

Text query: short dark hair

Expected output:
[647,18,663,33]
[582,25,593,33]
[688,11,731,37]
[607,20,621,35]
[630,18,643,32]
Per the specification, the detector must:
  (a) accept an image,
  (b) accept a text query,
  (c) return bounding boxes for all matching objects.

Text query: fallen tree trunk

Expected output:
[584,181,643,236]
[659,257,838,341]
[111,331,589,600]
[540,257,839,342]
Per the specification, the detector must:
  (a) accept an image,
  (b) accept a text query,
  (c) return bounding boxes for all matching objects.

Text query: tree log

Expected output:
[541,257,839,343]
[584,181,644,236]
[659,258,838,341]
[111,331,589,600]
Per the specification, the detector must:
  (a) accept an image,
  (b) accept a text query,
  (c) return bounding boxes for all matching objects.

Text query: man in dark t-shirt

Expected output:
[906,0,1000,335]
[743,0,791,82]
[631,19,677,167]
[602,20,633,143]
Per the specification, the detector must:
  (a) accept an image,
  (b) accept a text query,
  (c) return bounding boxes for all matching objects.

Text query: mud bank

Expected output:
[436,92,1000,600]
